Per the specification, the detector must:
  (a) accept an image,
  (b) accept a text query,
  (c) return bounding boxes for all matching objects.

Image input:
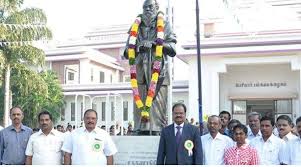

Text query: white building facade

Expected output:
[44,23,301,128]
[178,30,301,124]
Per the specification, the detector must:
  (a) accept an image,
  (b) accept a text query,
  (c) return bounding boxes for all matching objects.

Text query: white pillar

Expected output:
[291,56,301,120]
[75,94,78,128]
[188,57,199,121]
[114,95,117,136]
[211,70,220,115]
[168,57,173,125]
[79,59,90,84]
[105,94,110,132]
[83,95,85,121]
[295,62,301,120]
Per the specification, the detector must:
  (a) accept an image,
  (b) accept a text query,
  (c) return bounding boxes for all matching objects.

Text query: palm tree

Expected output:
[0,0,52,127]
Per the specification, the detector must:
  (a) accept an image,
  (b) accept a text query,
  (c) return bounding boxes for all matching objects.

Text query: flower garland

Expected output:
[128,12,164,122]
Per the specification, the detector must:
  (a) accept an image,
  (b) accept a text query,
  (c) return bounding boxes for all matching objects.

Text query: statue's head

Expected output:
[142,0,159,20]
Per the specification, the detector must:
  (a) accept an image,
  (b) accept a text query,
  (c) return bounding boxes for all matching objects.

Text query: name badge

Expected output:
[92,141,103,152]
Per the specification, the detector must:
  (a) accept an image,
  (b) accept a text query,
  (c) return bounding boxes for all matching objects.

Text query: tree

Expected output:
[0,0,52,126]
[11,70,64,127]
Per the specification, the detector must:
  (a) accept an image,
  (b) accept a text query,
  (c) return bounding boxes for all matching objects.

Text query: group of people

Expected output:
[0,107,117,165]
[0,103,301,165]
[157,106,301,165]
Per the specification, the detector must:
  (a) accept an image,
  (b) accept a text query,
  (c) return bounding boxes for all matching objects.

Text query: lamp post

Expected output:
[195,0,203,135]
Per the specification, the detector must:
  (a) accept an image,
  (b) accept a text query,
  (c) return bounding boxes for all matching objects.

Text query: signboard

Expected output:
[235,82,287,88]
[112,136,160,165]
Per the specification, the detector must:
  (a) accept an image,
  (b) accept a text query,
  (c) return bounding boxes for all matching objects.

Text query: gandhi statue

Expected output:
[124,0,177,135]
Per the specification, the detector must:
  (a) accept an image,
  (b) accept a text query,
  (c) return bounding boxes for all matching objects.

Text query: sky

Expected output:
[23,0,301,40]
[24,0,145,40]
[24,0,227,41]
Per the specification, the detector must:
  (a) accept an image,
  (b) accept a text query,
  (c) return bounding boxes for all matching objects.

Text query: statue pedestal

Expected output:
[112,136,160,165]
[137,130,160,136]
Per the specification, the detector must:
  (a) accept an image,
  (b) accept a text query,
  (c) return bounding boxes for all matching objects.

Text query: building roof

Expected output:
[44,47,125,71]
[223,0,301,31]
[177,29,301,63]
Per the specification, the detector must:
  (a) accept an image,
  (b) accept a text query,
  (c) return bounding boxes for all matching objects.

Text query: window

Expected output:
[71,102,75,121]
[101,102,106,121]
[123,101,128,121]
[91,68,94,82]
[99,71,105,83]
[276,100,292,114]
[111,102,115,121]
[231,99,293,124]
[110,74,113,83]
[65,64,79,84]
[123,75,131,82]
[68,72,75,81]
[80,102,83,121]
[92,103,97,110]
[61,108,65,121]
[275,99,292,119]
[172,100,184,106]
[233,101,247,115]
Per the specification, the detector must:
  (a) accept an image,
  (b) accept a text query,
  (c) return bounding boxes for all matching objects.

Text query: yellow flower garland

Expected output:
[128,12,165,122]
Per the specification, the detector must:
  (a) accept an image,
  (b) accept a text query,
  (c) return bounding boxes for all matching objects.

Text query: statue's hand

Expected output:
[138,40,155,52]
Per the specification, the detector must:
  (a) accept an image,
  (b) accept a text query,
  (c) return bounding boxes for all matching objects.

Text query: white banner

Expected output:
[112,136,160,165]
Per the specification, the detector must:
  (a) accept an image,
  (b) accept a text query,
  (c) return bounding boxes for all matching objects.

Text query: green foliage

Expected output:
[0,0,24,15]
[10,70,64,127]
[5,45,45,65]
[0,0,63,127]
[0,70,64,127]
[1,7,52,42]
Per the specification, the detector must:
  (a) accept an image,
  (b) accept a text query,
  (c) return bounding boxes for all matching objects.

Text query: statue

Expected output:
[124,0,177,135]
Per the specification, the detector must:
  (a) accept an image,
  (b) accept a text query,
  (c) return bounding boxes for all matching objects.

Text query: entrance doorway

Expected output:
[232,99,292,124]
[247,100,275,118]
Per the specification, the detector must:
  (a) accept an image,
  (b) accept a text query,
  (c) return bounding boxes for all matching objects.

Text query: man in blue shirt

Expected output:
[219,111,231,136]
[0,106,32,165]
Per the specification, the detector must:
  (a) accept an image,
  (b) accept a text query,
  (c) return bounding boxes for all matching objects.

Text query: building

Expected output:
[178,29,301,124]
[44,28,189,129]
[44,0,301,128]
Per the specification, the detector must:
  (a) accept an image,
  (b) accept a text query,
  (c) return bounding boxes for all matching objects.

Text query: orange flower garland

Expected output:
[128,12,164,122]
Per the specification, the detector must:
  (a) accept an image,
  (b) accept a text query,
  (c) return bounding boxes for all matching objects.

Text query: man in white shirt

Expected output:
[62,109,117,165]
[25,111,64,165]
[250,116,286,165]
[276,115,298,142]
[282,116,301,165]
[247,112,262,140]
[201,115,233,165]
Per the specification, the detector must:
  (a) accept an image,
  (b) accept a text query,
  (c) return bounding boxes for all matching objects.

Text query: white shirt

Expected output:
[61,127,117,165]
[247,126,262,141]
[279,132,298,143]
[173,122,184,136]
[25,129,64,165]
[282,137,301,165]
[250,134,286,165]
[201,132,233,165]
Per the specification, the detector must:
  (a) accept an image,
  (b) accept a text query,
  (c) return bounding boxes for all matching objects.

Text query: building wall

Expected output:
[89,61,121,83]
[185,53,301,123]
[220,63,299,106]
[51,60,80,84]
[186,56,224,122]
[99,48,121,58]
